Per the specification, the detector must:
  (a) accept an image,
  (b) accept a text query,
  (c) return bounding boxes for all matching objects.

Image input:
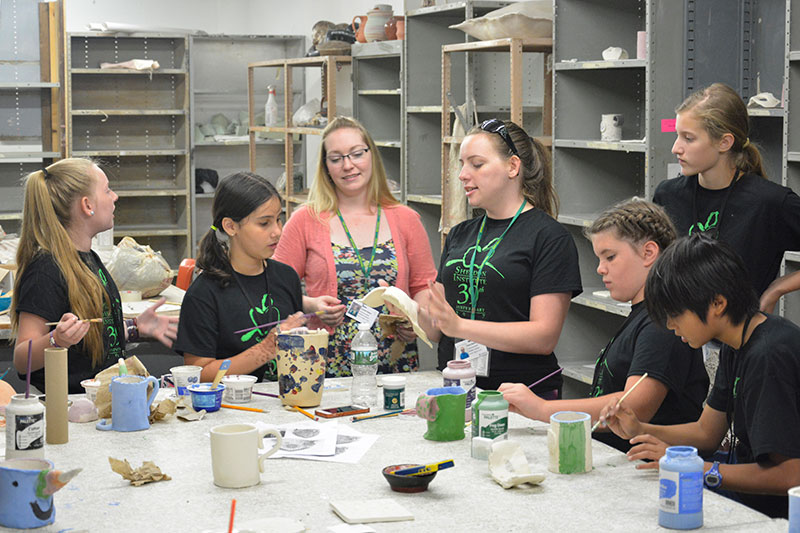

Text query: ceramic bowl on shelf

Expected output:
[382,464,437,493]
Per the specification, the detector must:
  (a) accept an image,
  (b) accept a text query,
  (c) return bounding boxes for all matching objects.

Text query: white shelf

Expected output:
[554,139,647,153]
[115,188,188,198]
[374,140,401,148]
[0,212,22,221]
[0,81,59,88]
[114,225,189,237]
[562,363,596,385]
[786,251,800,263]
[0,151,60,161]
[572,289,632,317]
[71,68,186,75]
[406,194,442,205]
[357,89,401,96]
[555,59,647,71]
[72,149,187,157]
[557,214,595,228]
[747,108,784,118]
[71,109,186,116]
[407,1,508,17]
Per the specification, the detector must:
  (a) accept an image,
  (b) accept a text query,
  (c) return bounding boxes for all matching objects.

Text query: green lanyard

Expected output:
[337,205,382,293]
[468,200,526,320]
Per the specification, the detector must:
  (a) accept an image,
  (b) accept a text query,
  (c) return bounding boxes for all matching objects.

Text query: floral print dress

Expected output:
[326,239,419,377]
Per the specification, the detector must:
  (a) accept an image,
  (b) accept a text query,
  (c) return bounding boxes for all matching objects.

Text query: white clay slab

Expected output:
[329,498,414,524]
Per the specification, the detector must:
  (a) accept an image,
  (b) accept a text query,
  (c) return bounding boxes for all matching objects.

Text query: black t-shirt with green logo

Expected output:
[706,314,800,519]
[175,259,303,381]
[435,208,582,392]
[16,250,125,394]
[654,172,800,297]
[590,302,708,452]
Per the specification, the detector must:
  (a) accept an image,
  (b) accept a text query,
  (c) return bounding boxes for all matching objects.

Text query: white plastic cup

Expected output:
[789,486,800,533]
[80,379,101,404]
[168,365,202,396]
[221,375,258,403]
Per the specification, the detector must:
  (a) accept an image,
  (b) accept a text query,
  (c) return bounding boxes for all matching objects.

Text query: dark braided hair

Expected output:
[584,197,676,252]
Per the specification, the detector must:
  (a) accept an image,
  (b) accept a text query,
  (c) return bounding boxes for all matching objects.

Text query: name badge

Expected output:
[346,299,379,328]
[453,339,490,377]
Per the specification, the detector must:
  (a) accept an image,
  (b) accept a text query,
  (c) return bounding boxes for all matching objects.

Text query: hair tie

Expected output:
[41,168,50,179]
[210,224,218,231]
[742,138,750,149]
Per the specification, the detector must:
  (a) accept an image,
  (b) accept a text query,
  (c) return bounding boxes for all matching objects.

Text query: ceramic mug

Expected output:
[210,423,283,488]
[0,459,57,528]
[415,386,466,442]
[548,411,592,474]
[600,113,624,142]
[276,328,328,407]
[96,375,159,432]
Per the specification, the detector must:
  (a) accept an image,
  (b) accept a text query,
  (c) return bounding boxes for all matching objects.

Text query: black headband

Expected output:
[41,168,50,179]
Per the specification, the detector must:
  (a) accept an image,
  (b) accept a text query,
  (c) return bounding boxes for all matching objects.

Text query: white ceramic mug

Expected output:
[600,114,624,142]
[789,485,800,533]
[166,365,202,396]
[210,423,283,488]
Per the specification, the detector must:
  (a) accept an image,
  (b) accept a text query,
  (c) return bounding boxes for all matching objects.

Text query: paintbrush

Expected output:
[118,358,128,376]
[591,372,649,432]
[393,459,455,477]
[211,360,232,390]
[527,367,563,390]
[233,310,325,335]
[148,299,182,306]
[352,411,401,423]
[45,318,103,326]
[252,391,280,399]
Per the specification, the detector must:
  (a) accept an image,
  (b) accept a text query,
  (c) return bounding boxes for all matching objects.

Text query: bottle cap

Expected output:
[357,322,371,331]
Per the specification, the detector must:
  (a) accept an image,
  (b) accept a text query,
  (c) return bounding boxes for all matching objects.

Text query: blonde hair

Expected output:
[585,197,676,252]
[12,158,110,367]
[465,120,558,218]
[676,83,767,179]
[306,116,399,217]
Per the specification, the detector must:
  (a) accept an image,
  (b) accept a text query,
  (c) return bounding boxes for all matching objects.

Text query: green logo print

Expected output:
[98,268,108,286]
[240,293,280,343]
[689,211,719,235]
[445,238,505,279]
[732,376,741,398]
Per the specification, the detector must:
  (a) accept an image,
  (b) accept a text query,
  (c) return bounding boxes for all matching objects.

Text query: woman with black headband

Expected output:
[424,119,582,396]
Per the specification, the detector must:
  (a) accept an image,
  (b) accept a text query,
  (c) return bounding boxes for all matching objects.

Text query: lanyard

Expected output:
[726,312,757,464]
[468,200,526,320]
[691,169,741,239]
[590,302,647,395]
[336,205,381,293]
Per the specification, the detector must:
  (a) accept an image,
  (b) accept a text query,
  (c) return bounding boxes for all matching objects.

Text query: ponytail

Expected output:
[676,83,768,179]
[196,171,282,288]
[12,159,109,367]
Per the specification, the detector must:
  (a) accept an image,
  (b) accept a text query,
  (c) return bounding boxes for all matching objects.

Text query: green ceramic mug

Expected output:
[415,386,466,441]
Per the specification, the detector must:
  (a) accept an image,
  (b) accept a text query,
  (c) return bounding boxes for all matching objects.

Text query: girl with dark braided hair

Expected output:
[499,198,709,452]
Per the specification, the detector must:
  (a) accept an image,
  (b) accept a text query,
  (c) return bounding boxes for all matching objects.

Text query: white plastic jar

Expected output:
[5,394,45,459]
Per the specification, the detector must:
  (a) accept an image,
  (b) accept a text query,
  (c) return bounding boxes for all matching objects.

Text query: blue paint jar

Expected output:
[658,446,703,529]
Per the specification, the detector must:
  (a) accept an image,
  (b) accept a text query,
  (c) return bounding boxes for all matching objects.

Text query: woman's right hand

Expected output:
[53,313,91,348]
[309,295,346,327]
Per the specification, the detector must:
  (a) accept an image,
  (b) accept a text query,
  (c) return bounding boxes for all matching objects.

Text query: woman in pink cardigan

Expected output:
[275,117,437,376]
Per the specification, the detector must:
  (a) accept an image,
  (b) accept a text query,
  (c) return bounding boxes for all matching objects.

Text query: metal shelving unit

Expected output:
[248,55,350,217]
[352,40,404,202]
[189,34,304,253]
[67,32,191,268]
[0,0,64,235]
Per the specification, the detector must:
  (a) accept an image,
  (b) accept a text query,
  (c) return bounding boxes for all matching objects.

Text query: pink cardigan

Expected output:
[274,204,437,300]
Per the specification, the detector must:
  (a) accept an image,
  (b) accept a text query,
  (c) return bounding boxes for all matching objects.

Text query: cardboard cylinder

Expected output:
[44,348,68,444]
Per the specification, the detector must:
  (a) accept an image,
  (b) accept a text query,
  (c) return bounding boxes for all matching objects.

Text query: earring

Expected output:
[90,211,95,216]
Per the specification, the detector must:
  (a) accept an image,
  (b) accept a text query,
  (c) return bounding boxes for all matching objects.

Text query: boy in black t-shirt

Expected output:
[599,234,800,518]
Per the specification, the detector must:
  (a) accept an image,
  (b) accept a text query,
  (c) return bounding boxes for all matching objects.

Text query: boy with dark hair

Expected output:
[598,234,800,518]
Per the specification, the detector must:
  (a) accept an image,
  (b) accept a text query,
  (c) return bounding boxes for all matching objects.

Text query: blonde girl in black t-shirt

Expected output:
[424,119,582,394]
[654,82,800,311]
[12,158,178,393]
[499,199,708,452]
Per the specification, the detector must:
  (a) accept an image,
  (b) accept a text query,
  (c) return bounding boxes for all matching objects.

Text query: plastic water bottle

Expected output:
[264,85,279,127]
[350,322,378,406]
[659,446,703,529]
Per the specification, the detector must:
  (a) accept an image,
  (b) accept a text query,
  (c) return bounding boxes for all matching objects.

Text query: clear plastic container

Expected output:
[659,446,703,529]
[264,85,279,127]
[350,322,378,406]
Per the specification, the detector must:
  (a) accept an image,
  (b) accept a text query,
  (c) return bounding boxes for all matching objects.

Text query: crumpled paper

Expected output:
[149,396,177,422]
[109,457,171,486]
[94,356,150,419]
[175,396,206,421]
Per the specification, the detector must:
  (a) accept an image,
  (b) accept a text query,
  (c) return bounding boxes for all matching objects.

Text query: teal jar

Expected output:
[471,390,508,440]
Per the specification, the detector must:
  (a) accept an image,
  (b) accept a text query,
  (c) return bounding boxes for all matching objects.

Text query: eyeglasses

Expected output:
[479,118,518,156]
[325,147,370,166]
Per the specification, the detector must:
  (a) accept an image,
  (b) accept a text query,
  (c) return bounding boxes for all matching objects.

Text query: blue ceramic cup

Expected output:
[790,485,800,533]
[0,458,56,529]
[96,375,159,432]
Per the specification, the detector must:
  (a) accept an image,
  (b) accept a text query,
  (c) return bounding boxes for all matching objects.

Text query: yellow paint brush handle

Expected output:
[211,359,231,390]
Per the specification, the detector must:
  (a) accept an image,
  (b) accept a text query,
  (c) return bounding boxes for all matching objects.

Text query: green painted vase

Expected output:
[415,386,466,441]
[548,411,592,474]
